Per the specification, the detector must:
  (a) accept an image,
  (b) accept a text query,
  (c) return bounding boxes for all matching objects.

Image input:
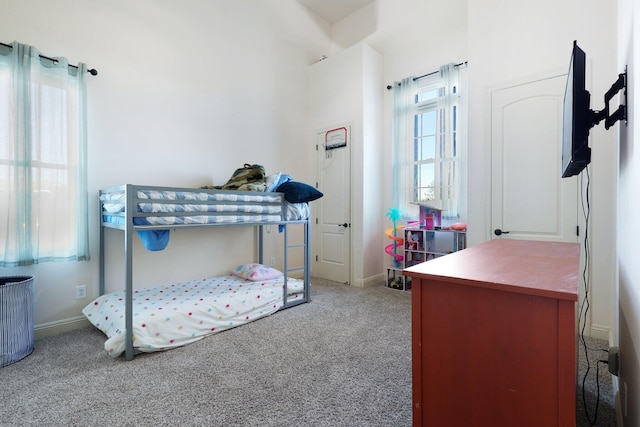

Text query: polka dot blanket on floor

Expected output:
[82,275,303,357]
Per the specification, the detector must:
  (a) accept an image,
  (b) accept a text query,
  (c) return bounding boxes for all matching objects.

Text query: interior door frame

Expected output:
[312,122,353,285]
[489,69,579,243]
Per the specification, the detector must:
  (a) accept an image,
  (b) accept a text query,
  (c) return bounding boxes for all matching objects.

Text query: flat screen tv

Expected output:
[561,41,592,178]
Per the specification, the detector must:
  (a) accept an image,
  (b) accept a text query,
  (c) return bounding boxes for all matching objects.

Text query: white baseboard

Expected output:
[34,316,91,339]
[352,272,385,288]
[590,323,610,341]
[365,272,385,287]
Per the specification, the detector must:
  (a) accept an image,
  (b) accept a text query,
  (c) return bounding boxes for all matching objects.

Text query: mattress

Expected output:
[101,188,285,225]
[99,185,309,250]
[82,274,304,358]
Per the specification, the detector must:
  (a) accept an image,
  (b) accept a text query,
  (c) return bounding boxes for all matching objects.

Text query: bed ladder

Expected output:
[259,221,311,309]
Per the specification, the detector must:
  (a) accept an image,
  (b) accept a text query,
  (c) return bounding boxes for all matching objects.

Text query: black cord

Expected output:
[577,167,607,426]
[578,167,590,357]
[578,167,595,424]
[578,167,591,334]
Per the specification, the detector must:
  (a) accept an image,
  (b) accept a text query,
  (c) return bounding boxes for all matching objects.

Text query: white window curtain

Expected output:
[0,41,89,266]
[437,63,460,218]
[391,76,418,218]
[391,64,465,221]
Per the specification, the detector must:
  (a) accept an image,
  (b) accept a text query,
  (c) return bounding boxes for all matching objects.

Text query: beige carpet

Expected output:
[0,278,616,426]
[1,279,412,426]
[577,335,617,426]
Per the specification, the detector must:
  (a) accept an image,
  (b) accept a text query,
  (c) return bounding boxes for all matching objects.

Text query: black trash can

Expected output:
[0,276,34,368]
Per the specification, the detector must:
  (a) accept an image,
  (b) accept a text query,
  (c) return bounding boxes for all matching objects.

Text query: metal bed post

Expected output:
[283,223,289,306]
[99,192,105,296]
[258,225,264,265]
[124,185,135,361]
[304,220,311,302]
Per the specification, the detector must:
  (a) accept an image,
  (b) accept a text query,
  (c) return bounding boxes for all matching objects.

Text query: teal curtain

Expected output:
[391,77,417,218]
[437,63,460,218]
[0,41,89,266]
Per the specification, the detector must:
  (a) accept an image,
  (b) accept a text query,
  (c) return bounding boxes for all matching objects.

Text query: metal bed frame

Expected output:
[98,184,311,361]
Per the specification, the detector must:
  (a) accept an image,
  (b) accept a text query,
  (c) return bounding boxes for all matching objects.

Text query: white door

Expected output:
[491,74,578,243]
[314,125,351,284]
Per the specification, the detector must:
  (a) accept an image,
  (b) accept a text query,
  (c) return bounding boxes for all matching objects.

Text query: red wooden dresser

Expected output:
[403,239,579,426]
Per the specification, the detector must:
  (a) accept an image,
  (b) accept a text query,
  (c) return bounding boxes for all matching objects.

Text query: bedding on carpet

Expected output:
[83,272,304,358]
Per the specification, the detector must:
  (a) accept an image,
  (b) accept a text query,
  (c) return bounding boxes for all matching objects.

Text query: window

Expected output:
[0,42,89,266]
[391,63,465,221]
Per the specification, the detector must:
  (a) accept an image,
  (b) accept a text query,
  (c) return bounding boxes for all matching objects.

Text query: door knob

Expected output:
[494,229,510,236]
[339,223,349,228]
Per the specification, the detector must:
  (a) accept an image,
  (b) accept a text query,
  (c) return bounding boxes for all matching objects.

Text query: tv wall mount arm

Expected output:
[590,67,628,130]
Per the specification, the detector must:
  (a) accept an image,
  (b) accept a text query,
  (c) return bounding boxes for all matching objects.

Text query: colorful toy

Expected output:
[384,226,404,267]
[385,208,403,267]
[418,204,443,229]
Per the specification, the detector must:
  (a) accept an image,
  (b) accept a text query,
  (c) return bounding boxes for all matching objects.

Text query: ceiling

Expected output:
[297,0,374,24]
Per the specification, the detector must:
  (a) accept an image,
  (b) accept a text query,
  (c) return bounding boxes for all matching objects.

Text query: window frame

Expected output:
[408,73,461,220]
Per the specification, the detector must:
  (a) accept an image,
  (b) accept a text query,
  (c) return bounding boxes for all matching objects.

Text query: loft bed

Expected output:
[84,184,312,361]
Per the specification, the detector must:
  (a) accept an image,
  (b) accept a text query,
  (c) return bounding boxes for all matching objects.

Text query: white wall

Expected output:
[466,0,617,341]
[617,0,639,424]
[307,42,384,287]
[308,0,468,286]
[361,45,385,282]
[327,0,616,339]
[0,0,333,333]
[331,0,469,271]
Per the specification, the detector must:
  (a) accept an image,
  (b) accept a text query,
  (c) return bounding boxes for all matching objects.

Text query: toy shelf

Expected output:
[386,227,466,291]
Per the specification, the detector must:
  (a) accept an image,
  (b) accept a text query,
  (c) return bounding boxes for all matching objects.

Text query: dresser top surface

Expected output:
[403,239,579,301]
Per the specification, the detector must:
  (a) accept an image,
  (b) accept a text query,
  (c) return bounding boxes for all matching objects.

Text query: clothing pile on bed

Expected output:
[203,163,324,204]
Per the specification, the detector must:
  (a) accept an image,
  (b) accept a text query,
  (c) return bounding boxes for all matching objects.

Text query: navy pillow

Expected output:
[276,181,323,203]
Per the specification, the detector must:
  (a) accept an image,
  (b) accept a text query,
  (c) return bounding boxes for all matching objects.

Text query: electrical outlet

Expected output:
[270,257,275,266]
[75,285,87,299]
